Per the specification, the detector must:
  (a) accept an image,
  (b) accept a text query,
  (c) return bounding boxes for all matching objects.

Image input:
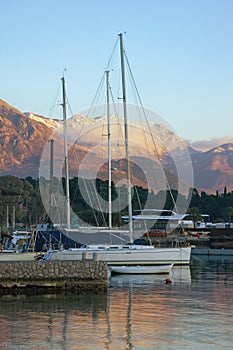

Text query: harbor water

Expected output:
[0,256,233,349]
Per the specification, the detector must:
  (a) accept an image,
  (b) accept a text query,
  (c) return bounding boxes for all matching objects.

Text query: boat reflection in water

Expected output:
[107,266,192,350]
[172,265,191,283]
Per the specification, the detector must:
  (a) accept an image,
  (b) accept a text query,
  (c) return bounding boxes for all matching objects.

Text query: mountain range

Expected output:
[1,98,233,194]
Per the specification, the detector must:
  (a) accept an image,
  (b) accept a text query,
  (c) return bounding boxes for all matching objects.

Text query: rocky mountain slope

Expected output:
[191,143,233,191]
[1,98,233,193]
[0,100,52,177]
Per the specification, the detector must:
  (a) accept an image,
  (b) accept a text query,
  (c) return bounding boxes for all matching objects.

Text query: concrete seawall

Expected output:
[0,260,108,294]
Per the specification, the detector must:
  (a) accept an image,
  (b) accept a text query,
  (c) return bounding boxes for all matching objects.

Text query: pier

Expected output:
[0,260,108,294]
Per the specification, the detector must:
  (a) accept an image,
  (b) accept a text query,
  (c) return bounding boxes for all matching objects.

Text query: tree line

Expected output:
[1,175,233,231]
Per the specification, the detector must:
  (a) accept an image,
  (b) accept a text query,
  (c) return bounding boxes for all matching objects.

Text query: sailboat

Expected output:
[44,34,191,266]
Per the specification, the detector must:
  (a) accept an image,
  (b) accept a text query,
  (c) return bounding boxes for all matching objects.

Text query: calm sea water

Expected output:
[0,256,233,350]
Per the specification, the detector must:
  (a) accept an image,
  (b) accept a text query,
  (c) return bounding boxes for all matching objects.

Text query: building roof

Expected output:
[122,214,189,221]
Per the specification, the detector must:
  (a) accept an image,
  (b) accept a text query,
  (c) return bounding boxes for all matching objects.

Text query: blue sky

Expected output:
[1,0,233,148]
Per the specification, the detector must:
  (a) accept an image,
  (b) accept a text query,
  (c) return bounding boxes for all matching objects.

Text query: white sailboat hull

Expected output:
[44,245,191,265]
[109,264,173,275]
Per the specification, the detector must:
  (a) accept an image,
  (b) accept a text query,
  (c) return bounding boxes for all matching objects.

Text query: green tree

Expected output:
[224,206,233,223]
[187,206,202,228]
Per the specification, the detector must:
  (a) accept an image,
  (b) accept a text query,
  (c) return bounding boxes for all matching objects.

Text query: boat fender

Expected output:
[164,278,172,284]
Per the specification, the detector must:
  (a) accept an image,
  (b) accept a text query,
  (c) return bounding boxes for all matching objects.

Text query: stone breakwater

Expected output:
[0,260,108,294]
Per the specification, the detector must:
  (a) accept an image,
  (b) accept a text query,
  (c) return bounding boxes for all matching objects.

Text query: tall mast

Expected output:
[61,75,71,229]
[119,33,133,243]
[48,138,54,224]
[105,70,112,229]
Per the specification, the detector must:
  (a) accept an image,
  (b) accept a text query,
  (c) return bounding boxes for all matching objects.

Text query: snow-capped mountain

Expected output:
[1,98,233,193]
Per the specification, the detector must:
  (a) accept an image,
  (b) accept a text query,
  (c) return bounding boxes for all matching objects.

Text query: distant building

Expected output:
[122,209,194,232]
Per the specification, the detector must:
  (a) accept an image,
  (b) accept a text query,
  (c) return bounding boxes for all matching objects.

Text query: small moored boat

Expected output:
[109,264,173,275]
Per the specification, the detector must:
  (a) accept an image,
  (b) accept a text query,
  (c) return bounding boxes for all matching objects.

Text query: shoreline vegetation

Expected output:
[1,175,233,233]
